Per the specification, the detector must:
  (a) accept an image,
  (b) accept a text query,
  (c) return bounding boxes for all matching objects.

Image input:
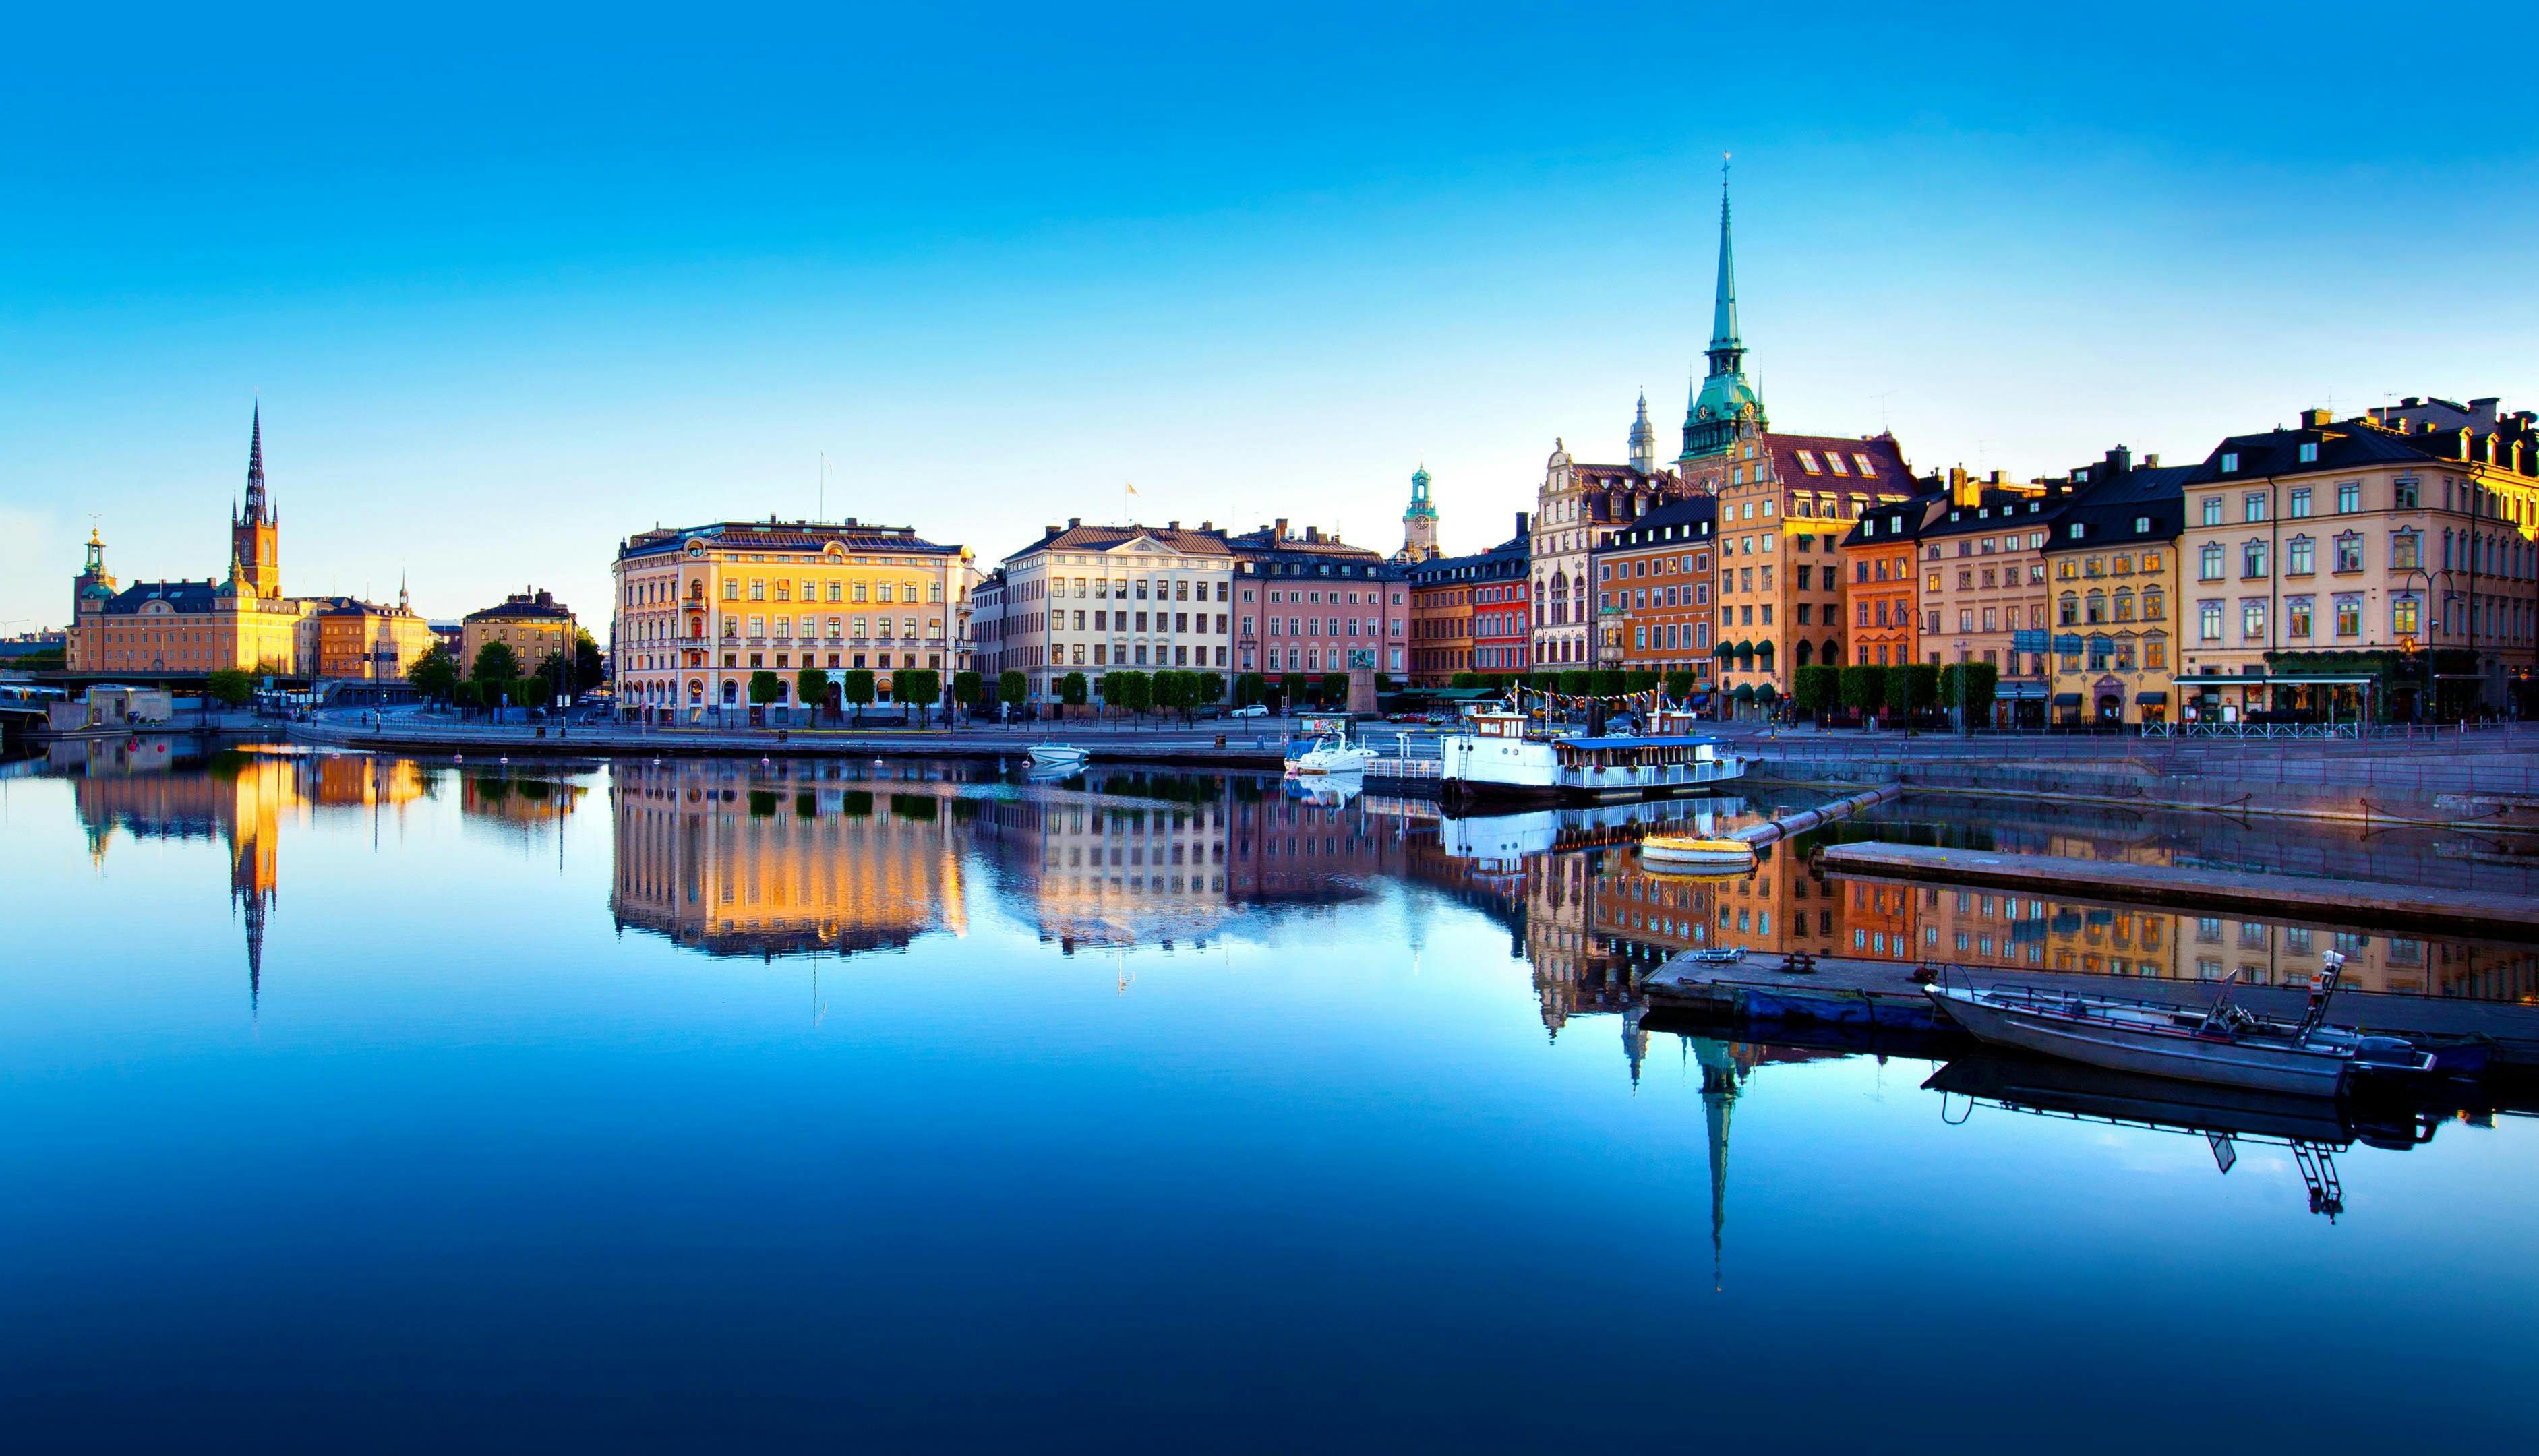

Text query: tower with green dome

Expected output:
[1679,164,1767,464]
[1395,462,1441,562]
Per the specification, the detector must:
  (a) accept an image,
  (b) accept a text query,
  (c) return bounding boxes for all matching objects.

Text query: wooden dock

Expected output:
[1644,951,2539,1069]
[1818,842,2539,940]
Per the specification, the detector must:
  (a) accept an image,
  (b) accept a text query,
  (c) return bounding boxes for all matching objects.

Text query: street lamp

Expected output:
[2396,567,2432,723]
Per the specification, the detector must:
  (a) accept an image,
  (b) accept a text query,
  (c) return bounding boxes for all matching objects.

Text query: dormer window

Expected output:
[2068,522,2085,540]
[2134,516,2151,532]
[1826,454,1850,476]
[1853,454,1876,476]
[2221,452,2240,473]
[1797,451,1822,475]
[2298,442,2319,464]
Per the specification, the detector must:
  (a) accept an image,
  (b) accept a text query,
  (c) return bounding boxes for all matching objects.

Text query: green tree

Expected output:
[998,670,1027,713]
[514,671,554,708]
[1450,671,1477,689]
[1664,669,1698,702]
[1318,672,1349,708]
[1278,672,1311,708]
[1938,661,1999,731]
[574,629,606,692]
[1588,669,1625,697]
[748,670,785,708]
[471,640,521,683]
[1232,673,1268,708]
[841,669,877,710]
[1890,663,1940,723]
[404,644,458,705]
[535,651,572,700]
[796,667,831,721]
[1195,671,1226,706]
[1839,663,1888,721]
[1058,670,1089,717]
[204,667,256,708]
[896,668,941,725]
[1112,670,1154,719]
[954,671,984,712]
[1793,664,1840,722]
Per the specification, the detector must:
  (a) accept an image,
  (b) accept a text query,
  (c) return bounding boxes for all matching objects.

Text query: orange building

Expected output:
[1837,496,1944,668]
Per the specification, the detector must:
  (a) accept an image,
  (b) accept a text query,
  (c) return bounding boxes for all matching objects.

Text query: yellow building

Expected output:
[460,588,576,679]
[611,518,972,718]
[314,588,439,681]
[2041,456,2187,727]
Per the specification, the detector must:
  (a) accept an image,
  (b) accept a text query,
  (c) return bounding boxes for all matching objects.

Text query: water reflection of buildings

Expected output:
[70,747,435,1006]
[609,760,967,957]
[972,775,1234,949]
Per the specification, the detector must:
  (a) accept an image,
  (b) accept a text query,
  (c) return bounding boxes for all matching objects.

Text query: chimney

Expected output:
[1067,516,1081,530]
[1516,510,1530,538]
[1043,524,1060,537]
[1304,526,1321,544]
[1199,520,1212,531]
[1167,520,1179,530]
[2301,408,2335,429]
[2106,444,2132,477]
[2143,454,2159,468]
[1274,517,1289,539]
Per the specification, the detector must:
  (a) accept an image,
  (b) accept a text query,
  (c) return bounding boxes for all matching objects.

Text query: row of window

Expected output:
[722,615,937,640]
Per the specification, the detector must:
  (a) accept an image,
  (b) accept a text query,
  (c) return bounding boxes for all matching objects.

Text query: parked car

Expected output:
[1230,704,1270,717]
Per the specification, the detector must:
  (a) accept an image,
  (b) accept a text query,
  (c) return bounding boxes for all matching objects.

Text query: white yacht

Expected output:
[1440,709,1747,804]
[1025,744,1090,768]
[1286,733,1377,777]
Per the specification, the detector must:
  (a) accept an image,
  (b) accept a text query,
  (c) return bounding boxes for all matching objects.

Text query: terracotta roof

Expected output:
[1763,432,1913,494]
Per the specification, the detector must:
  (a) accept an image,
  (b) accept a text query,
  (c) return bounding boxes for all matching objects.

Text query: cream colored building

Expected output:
[611,519,972,718]
[2176,402,2539,721]
[314,590,438,681]
[998,519,1236,707]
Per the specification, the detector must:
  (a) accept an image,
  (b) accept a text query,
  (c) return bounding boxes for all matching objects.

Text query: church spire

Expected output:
[1679,156,1767,464]
[241,403,269,526]
[1629,390,1656,475]
[1706,160,1743,375]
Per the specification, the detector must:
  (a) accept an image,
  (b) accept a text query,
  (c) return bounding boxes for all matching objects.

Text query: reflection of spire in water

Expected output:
[1694,1036,1744,1292]
[1623,1005,1646,1088]
[239,886,266,1013]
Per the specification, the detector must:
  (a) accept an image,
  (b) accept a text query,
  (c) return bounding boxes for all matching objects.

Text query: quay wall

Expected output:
[288,720,1286,769]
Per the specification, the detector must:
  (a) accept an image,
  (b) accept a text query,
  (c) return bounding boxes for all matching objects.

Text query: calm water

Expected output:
[3,743,2533,1449]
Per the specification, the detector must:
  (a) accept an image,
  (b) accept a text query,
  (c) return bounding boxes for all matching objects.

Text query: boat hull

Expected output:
[1925,986,2351,1098]
[1025,746,1089,767]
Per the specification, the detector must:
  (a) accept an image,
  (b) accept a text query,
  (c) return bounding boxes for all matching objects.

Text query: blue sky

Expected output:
[6,1,2534,637]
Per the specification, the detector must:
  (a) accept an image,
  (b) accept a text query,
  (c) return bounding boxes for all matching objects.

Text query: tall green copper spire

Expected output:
[1681,156,1766,463]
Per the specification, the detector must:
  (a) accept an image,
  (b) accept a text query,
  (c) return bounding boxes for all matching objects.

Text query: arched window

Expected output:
[1795,640,1814,667]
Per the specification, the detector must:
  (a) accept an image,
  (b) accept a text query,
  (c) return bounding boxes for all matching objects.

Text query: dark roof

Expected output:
[1226,526,1402,578]
[1005,522,1234,563]
[1918,487,2071,541]
[2044,464,2193,551]
[1406,535,1530,585]
[465,592,574,624]
[622,520,963,561]
[2181,421,2432,485]
[1839,495,1949,549]
[100,580,220,615]
[1605,495,1719,551]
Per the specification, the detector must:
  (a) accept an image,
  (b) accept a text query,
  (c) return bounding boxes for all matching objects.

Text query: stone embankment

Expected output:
[288,719,1286,768]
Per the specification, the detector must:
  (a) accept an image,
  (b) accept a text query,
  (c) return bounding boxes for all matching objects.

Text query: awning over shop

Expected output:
[1996,683,2048,700]
[2052,692,2082,706]
[2135,691,2167,705]
[1731,684,1756,702]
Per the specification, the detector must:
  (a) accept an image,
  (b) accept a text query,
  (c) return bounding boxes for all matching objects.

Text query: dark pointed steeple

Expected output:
[1681,157,1767,464]
[241,403,268,525]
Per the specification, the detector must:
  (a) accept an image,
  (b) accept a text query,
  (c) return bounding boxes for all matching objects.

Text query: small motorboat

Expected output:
[1286,733,1376,777]
[1025,744,1090,768]
[1924,956,2432,1099]
[1639,834,1757,873]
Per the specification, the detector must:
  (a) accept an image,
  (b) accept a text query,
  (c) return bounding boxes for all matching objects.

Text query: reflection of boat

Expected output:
[1924,1050,2441,1220]
[1026,744,1089,768]
[1286,775,1361,808]
[1640,835,1756,873]
[1924,960,2433,1099]
[1286,733,1375,777]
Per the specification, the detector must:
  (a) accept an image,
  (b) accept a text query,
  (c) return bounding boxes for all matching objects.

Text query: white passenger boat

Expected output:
[1286,733,1377,777]
[1441,710,1747,804]
[1923,960,2431,1098]
[1638,834,1757,873]
[1025,744,1090,768]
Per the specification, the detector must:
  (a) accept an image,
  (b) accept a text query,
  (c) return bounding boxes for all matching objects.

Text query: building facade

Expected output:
[611,518,969,717]
[1915,472,2063,727]
[1000,518,1235,705]
[1596,497,1717,690]
[2175,403,2539,722]
[313,588,438,681]
[1839,496,1943,669]
[1394,465,1441,564]
[1226,520,1408,679]
[462,588,576,679]
[1406,516,1530,684]
[2042,454,2187,727]
[1534,433,1684,673]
